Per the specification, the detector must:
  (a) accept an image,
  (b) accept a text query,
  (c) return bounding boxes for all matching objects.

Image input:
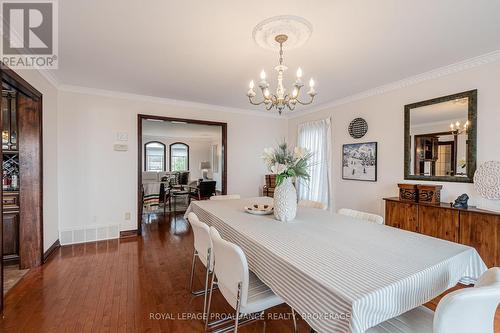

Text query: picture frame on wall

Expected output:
[342,142,377,181]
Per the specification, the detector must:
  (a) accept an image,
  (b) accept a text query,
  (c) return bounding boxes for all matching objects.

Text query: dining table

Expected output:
[185,197,487,333]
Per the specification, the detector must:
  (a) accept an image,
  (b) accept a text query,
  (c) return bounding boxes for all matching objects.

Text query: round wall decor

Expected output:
[474,161,500,200]
[348,118,368,139]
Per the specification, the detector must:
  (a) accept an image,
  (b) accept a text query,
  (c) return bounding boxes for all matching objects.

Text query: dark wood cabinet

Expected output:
[414,136,439,175]
[3,212,19,262]
[385,197,500,267]
[2,192,19,263]
[1,61,44,311]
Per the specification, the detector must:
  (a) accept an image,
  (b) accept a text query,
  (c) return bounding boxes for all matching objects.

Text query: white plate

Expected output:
[244,204,274,215]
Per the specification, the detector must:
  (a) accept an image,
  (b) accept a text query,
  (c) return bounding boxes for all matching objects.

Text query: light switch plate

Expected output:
[116,132,128,141]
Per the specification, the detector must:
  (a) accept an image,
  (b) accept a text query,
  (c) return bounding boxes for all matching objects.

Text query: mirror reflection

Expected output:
[409,97,470,178]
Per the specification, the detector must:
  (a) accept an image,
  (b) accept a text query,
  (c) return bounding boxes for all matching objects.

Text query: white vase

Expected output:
[273,177,297,222]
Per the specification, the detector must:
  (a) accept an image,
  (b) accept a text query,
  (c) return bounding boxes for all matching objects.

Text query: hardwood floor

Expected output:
[0,212,498,332]
[3,265,29,295]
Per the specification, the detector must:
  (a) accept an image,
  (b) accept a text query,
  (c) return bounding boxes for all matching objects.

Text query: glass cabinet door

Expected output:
[2,95,9,150]
[10,96,17,150]
[1,92,17,151]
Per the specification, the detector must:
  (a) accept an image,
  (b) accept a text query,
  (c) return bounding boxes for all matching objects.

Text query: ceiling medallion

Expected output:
[247,16,316,115]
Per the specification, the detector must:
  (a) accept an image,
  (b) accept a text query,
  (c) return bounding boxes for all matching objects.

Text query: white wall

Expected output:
[15,70,59,252]
[288,59,500,216]
[57,89,287,232]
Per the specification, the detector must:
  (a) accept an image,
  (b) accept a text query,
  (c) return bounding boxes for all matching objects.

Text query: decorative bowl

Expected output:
[244,204,274,215]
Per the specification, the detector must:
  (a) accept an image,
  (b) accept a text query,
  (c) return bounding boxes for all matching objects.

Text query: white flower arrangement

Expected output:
[262,142,312,186]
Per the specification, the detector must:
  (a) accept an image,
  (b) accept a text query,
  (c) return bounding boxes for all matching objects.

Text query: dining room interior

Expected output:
[1,1,500,332]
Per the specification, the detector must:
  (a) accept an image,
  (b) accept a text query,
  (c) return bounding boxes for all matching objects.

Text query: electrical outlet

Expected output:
[124,212,131,220]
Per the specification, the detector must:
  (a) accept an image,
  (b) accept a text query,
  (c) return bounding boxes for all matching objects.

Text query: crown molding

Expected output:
[287,49,500,119]
[58,84,282,119]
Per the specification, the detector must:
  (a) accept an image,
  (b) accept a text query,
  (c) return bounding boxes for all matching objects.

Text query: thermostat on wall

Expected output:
[113,143,128,151]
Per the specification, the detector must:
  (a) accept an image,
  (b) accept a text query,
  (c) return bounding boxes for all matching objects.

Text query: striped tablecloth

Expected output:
[185,197,487,333]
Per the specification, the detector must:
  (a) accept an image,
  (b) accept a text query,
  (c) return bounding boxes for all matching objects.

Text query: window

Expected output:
[170,142,189,171]
[296,118,332,208]
[145,141,166,171]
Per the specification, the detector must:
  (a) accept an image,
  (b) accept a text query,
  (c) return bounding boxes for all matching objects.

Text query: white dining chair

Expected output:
[210,194,241,200]
[186,212,214,318]
[206,226,298,333]
[366,267,500,333]
[337,208,384,224]
[298,200,327,210]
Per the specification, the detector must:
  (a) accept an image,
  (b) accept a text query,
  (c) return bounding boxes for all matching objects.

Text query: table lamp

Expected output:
[200,161,211,180]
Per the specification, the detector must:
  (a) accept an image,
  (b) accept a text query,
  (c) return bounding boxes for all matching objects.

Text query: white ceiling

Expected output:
[142,120,221,139]
[53,0,500,111]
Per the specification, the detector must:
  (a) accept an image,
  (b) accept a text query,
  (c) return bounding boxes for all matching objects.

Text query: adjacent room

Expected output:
[140,118,225,232]
[0,1,499,332]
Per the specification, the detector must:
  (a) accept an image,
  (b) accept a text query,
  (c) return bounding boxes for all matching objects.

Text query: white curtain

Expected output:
[296,118,332,208]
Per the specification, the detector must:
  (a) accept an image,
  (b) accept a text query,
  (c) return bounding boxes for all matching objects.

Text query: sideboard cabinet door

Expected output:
[459,211,499,267]
[385,200,419,232]
[419,205,459,242]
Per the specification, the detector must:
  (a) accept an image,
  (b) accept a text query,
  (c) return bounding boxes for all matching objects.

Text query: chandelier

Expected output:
[247,33,316,114]
[449,120,469,135]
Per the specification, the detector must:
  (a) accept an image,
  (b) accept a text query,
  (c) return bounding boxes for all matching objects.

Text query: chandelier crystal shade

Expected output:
[247,34,316,114]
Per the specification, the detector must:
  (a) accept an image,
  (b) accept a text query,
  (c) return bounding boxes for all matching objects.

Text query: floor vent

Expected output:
[59,224,120,245]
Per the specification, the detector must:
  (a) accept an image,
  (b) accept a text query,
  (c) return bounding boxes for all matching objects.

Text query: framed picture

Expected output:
[342,142,377,181]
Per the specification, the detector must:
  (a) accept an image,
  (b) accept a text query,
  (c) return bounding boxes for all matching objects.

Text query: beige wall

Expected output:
[288,59,500,216]
[57,89,287,232]
[15,70,59,251]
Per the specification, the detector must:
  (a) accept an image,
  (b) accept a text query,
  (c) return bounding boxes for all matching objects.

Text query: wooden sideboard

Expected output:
[384,197,499,268]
